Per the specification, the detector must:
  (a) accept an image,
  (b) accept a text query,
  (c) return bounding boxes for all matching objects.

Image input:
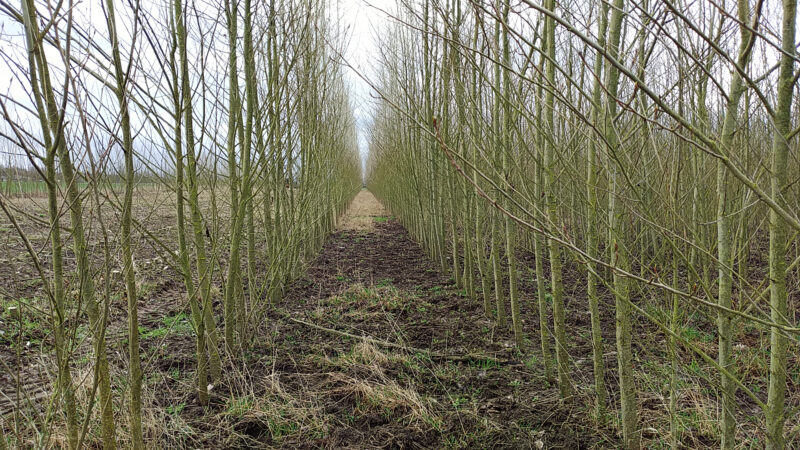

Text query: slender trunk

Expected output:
[716,1,757,444]
[175,0,221,394]
[586,0,609,421]
[765,1,795,447]
[491,14,507,328]
[223,0,241,347]
[544,0,571,399]
[604,0,637,446]
[169,13,209,404]
[104,0,142,445]
[21,0,91,445]
[500,0,522,347]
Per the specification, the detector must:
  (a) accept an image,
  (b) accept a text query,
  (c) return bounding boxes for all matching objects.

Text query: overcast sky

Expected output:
[337,0,394,171]
[0,0,394,173]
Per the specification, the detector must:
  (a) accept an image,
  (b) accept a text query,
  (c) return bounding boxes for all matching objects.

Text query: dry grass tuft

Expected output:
[213,373,329,447]
[325,367,438,429]
[352,340,390,367]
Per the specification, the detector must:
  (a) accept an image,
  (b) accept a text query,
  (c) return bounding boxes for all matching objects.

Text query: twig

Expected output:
[280,312,523,366]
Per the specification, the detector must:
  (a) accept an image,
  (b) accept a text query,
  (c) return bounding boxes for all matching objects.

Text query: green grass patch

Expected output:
[140,312,193,340]
[165,402,186,415]
[226,396,254,417]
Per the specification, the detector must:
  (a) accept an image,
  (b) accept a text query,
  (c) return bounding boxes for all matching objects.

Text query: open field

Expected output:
[0,181,163,198]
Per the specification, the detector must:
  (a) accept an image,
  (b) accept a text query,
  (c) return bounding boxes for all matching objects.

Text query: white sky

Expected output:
[0,0,394,173]
[336,0,394,173]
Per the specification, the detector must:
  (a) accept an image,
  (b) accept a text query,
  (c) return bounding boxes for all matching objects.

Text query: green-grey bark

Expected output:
[765,1,795,447]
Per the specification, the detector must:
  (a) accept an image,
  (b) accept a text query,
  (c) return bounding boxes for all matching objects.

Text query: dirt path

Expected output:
[337,189,387,232]
[242,190,614,448]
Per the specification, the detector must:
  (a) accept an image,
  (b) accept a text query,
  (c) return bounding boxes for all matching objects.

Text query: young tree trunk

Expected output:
[21,0,102,445]
[500,0,522,347]
[715,1,757,444]
[603,0,638,446]
[174,0,222,393]
[491,13,507,329]
[586,0,610,421]
[104,0,143,445]
[168,18,209,404]
[765,1,796,447]
[532,68,555,383]
[223,0,241,348]
[543,0,571,399]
